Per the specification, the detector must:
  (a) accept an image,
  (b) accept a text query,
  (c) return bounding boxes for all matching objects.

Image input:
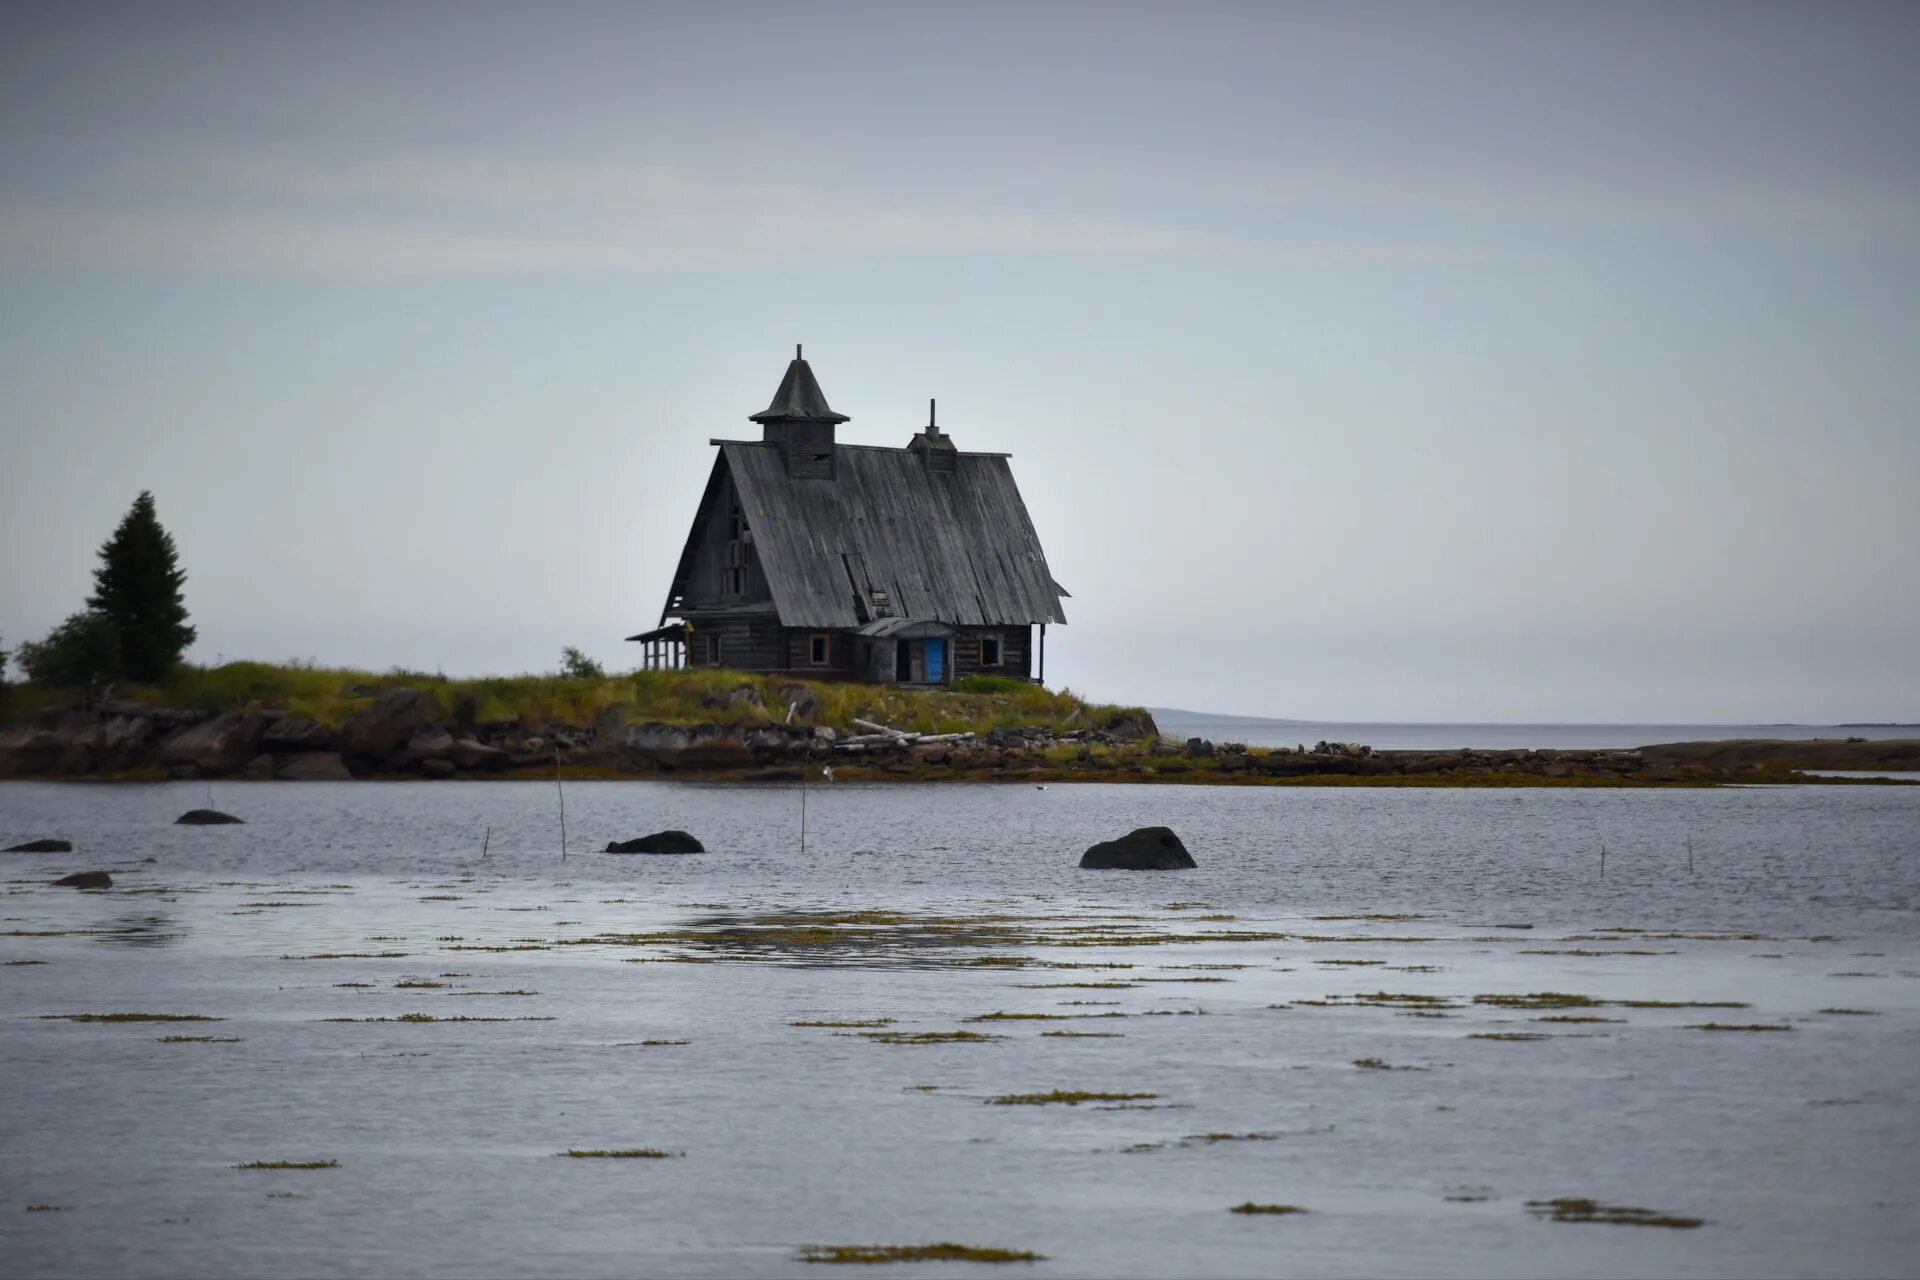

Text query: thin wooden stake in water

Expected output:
[798,713,809,857]
[554,748,568,861]
[1599,842,1606,881]
[1686,832,1694,874]
[482,825,491,859]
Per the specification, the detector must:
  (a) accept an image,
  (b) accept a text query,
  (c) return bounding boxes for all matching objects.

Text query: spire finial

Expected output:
[796,343,802,361]
[928,398,937,434]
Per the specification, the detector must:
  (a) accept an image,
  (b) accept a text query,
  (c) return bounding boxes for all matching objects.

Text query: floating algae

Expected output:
[1229,1203,1307,1215]
[41,1013,221,1023]
[1688,1023,1793,1032]
[1468,1032,1550,1041]
[792,1018,894,1028]
[797,1244,1042,1264]
[862,1030,1005,1046]
[235,1160,338,1170]
[1040,1031,1124,1038]
[1526,1198,1703,1228]
[157,1035,241,1043]
[1352,1058,1427,1071]
[560,1148,680,1159]
[989,1090,1157,1106]
[1473,993,1602,1010]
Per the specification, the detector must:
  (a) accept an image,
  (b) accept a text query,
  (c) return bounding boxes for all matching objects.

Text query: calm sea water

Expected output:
[3,780,1917,1279]
[1151,718,1920,751]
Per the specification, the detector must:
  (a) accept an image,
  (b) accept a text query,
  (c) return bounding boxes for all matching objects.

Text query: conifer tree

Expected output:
[86,491,196,682]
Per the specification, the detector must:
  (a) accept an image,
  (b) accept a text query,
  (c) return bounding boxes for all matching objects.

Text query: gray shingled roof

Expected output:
[748,357,848,424]
[719,441,1068,629]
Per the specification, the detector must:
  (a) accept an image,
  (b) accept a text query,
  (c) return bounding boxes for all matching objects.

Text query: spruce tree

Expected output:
[86,491,196,682]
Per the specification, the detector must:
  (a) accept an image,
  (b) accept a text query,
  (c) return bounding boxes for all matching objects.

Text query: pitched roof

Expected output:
[749,356,848,424]
[716,441,1068,629]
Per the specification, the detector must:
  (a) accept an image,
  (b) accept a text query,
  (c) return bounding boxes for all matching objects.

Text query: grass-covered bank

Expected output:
[1,661,1150,739]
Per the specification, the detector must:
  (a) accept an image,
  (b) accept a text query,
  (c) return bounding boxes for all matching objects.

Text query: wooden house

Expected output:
[629,349,1068,685]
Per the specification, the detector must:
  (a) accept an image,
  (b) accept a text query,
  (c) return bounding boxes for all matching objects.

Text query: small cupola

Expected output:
[906,398,957,476]
[751,345,847,479]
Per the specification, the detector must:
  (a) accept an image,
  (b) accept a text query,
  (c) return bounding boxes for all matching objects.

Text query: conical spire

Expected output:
[749,344,849,424]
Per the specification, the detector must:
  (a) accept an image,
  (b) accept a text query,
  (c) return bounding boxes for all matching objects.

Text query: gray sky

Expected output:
[1,1,1915,721]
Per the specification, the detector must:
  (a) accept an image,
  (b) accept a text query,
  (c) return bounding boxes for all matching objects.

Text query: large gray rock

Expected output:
[337,688,438,759]
[157,713,271,775]
[398,727,456,768]
[775,682,823,721]
[620,723,756,771]
[605,831,704,855]
[176,809,245,825]
[6,838,72,853]
[261,715,333,752]
[277,752,353,781]
[1079,826,1196,870]
[447,739,510,771]
[53,870,112,888]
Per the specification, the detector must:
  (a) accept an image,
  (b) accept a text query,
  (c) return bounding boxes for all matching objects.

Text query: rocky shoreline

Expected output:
[1,686,1915,787]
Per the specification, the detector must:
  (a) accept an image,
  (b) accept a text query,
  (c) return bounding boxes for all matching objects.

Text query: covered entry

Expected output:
[857,617,956,685]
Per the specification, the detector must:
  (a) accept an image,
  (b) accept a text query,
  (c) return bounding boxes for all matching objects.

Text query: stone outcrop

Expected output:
[605,830,704,854]
[1080,826,1196,870]
[157,712,272,776]
[261,715,333,752]
[337,688,438,760]
[277,752,351,781]
[175,809,245,825]
[6,838,73,853]
[53,870,111,888]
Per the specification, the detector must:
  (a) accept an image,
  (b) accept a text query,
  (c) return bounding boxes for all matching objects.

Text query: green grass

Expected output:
[11,660,1146,739]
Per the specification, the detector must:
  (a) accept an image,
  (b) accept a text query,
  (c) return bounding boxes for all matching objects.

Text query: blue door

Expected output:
[924,638,945,682]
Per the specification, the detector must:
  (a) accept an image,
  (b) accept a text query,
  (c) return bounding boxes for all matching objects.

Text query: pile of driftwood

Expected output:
[830,718,976,756]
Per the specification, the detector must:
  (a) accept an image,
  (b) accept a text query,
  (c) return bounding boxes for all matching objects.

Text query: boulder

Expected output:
[241,753,277,779]
[398,727,456,768]
[276,752,353,781]
[337,687,438,758]
[604,830,704,855]
[98,714,159,768]
[53,870,111,889]
[774,682,822,720]
[447,738,510,771]
[620,723,755,771]
[702,683,765,714]
[5,838,73,853]
[157,712,272,775]
[261,715,333,752]
[1079,826,1196,870]
[1184,737,1216,758]
[175,809,245,825]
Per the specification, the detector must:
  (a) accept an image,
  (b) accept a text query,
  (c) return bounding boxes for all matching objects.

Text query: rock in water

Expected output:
[1079,826,1196,870]
[5,838,73,853]
[53,870,112,888]
[604,831,704,855]
[175,809,245,825]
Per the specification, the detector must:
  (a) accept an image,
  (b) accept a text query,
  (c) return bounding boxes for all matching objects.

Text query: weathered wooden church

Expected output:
[629,348,1068,685]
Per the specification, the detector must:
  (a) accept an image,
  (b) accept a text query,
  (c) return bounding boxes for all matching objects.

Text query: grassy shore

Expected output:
[1,661,1150,739]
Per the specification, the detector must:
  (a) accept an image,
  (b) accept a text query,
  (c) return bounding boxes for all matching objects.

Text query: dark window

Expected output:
[809,633,830,665]
[723,567,745,596]
[699,634,721,666]
[981,633,1002,666]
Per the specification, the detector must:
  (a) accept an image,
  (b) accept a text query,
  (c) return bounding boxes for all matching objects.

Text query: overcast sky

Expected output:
[1,1,1915,721]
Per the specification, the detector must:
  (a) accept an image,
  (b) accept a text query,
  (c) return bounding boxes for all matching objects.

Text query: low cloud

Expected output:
[0,153,1244,277]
